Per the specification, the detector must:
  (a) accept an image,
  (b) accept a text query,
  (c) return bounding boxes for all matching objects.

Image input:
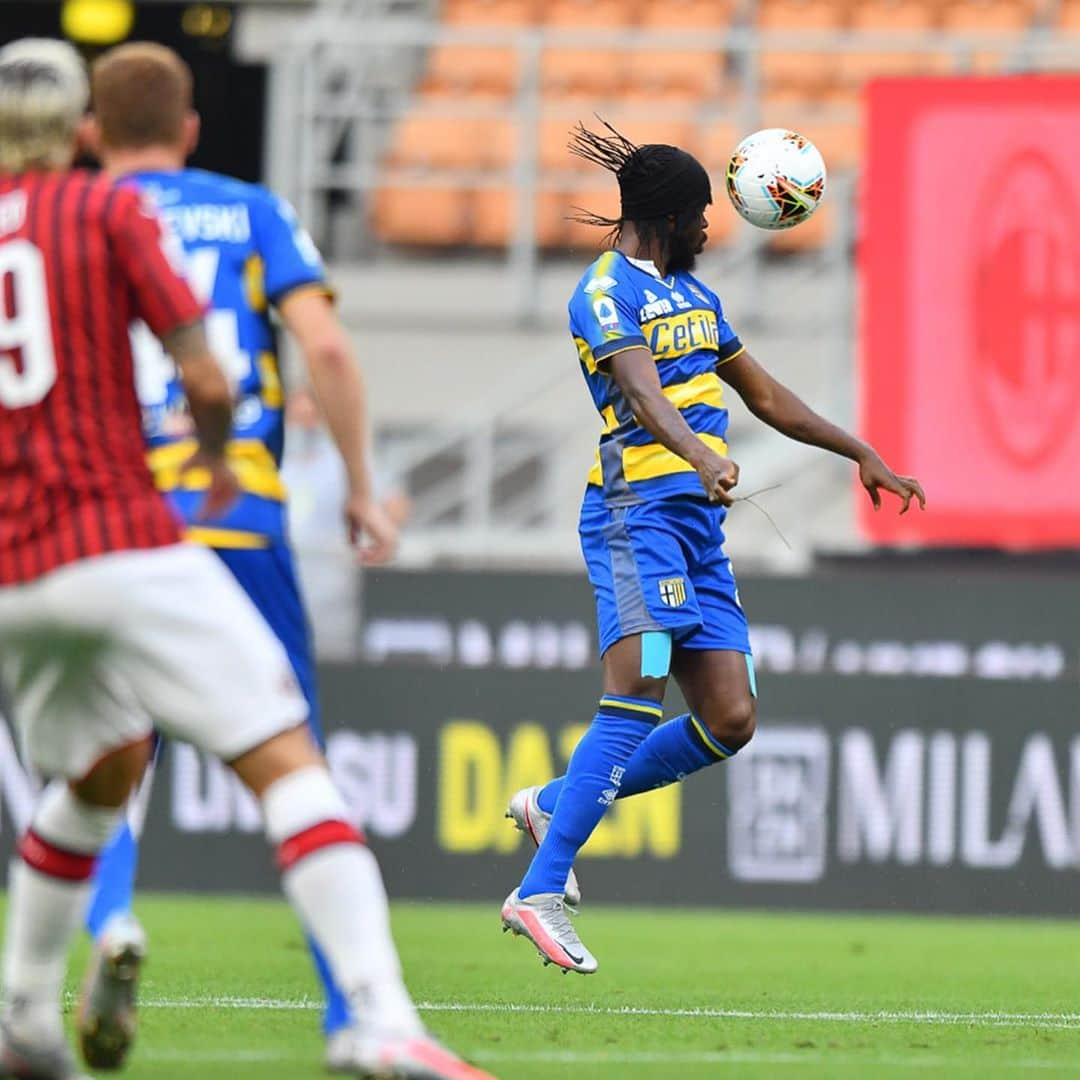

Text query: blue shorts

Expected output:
[579,490,751,660]
[214,542,323,748]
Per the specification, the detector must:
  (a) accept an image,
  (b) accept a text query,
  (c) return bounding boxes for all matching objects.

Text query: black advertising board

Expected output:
[2,567,1079,914]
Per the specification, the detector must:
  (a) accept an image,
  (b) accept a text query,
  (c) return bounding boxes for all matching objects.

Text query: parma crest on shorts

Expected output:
[658,577,687,607]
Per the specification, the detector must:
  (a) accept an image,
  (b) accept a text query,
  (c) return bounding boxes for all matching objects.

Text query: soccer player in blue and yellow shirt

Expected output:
[502,121,925,973]
[74,44,456,1076]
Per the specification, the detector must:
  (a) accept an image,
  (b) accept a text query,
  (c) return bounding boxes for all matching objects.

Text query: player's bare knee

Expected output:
[229,724,325,798]
[701,696,756,752]
[70,736,154,808]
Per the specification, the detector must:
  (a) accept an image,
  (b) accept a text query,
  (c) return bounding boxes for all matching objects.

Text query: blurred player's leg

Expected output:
[1,737,151,1080]
[87,540,353,1037]
[85,743,157,941]
[232,730,490,1076]
[0,546,490,1079]
[107,545,490,1079]
[84,824,137,941]
[85,540,354,1039]
[213,543,352,1038]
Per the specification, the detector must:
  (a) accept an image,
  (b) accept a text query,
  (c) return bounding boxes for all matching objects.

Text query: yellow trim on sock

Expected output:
[600,696,663,719]
[690,714,730,758]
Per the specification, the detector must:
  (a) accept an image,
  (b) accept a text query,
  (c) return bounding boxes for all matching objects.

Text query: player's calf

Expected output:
[230,737,423,1039]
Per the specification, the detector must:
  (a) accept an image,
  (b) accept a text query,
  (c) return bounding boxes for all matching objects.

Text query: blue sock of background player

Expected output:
[86,820,138,939]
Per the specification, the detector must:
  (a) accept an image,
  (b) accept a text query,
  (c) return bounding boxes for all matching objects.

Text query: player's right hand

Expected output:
[346,493,399,566]
[179,450,241,520]
[695,450,740,506]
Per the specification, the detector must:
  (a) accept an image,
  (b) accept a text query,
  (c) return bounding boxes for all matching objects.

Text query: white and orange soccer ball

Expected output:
[725,128,827,231]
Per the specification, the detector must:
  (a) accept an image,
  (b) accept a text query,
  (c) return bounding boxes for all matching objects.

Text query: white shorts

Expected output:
[0,544,309,780]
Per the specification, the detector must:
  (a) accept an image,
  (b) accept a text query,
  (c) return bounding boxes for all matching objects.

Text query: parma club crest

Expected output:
[658,577,687,607]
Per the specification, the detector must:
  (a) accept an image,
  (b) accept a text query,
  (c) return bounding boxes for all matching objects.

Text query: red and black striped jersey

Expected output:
[0,169,204,585]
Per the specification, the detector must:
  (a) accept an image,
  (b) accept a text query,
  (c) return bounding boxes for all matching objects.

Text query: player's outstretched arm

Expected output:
[609,347,739,505]
[717,349,925,514]
[278,290,397,564]
[166,320,239,518]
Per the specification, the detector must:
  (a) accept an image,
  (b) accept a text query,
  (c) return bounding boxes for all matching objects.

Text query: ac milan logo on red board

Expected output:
[971,149,1080,466]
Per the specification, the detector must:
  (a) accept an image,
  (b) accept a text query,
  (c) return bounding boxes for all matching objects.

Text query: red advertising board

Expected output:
[860,78,1080,548]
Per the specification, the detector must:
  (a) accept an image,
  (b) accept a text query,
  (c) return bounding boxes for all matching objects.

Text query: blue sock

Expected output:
[307,933,352,1036]
[86,822,138,939]
[536,713,738,811]
[519,695,658,899]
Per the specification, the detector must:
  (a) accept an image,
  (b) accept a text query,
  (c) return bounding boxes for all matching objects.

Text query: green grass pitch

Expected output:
[47,896,1080,1078]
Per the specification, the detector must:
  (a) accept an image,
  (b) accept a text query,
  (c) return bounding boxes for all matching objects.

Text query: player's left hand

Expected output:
[858,450,926,515]
[346,493,399,565]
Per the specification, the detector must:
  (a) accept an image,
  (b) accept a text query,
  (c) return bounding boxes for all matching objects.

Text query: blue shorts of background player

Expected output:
[86,541,352,1037]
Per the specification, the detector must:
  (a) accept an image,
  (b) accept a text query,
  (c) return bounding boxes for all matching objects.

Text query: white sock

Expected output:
[262,766,421,1035]
[3,782,120,1041]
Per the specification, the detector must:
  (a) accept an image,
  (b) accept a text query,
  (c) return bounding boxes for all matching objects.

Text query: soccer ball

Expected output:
[725,128,827,231]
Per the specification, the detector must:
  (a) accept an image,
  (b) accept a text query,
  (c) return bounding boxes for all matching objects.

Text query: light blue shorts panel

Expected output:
[578,490,751,659]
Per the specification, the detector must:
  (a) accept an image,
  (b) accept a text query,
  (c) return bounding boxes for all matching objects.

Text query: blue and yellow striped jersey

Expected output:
[568,250,744,504]
[129,168,329,548]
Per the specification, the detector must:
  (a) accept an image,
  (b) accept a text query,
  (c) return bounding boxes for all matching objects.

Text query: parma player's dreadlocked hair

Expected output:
[568,117,713,255]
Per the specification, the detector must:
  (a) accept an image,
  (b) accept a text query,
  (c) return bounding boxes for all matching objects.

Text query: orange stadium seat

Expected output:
[541,48,625,94]
[841,1,946,84]
[611,117,699,156]
[472,190,567,247]
[562,185,619,253]
[1061,0,1080,29]
[768,201,833,252]
[759,84,856,112]
[757,0,849,90]
[698,122,740,170]
[478,115,519,169]
[540,114,589,172]
[758,0,848,26]
[384,113,486,169]
[639,0,735,27]
[442,0,537,24]
[624,50,727,98]
[942,0,1033,73]
[542,0,639,26]
[943,0,1031,30]
[423,45,519,95]
[371,187,471,246]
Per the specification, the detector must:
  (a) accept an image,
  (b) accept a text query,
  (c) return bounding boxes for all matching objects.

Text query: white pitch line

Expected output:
[132,1048,1080,1072]
[470,1050,1080,1071]
[133,996,1080,1030]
